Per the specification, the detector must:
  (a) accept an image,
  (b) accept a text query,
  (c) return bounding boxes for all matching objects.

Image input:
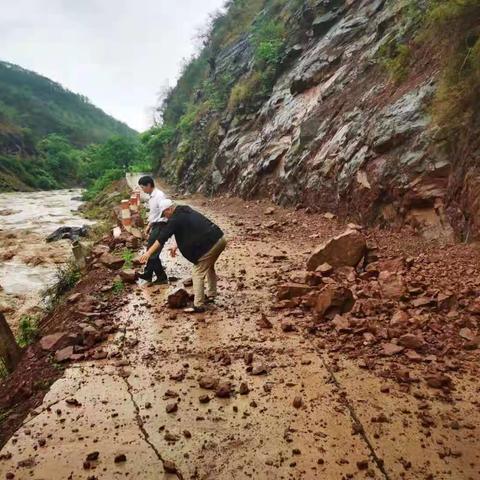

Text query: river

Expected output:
[0,189,93,329]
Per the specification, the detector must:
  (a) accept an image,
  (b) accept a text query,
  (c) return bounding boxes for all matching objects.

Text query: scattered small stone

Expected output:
[166,402,178,413]
[257,313,273,329]
[251,362,267,375]
[357,460,369,470]
[86,452,99,462]
[244,352,253,365]
[198,376,218,390]
[114,454,127,463]
[426,374,453,390]
[216,383,232,398]
[239,382,250,395]
[163,460,177,474]
[293,396,303,409]
[281,320,295,332]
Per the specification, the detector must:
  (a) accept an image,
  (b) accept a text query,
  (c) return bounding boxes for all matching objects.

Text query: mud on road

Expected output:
[0,193,479,479]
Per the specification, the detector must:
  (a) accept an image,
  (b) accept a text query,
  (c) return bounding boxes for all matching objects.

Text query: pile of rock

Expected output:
[275,229,480,391]
[275,229,366,318]
[39,293,119,363]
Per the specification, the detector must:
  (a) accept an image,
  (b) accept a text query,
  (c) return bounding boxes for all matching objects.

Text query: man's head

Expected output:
[138,176,155,194]
[159,199,176,219]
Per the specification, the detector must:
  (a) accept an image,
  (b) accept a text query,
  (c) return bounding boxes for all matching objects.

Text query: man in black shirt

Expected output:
[140,201,227,312]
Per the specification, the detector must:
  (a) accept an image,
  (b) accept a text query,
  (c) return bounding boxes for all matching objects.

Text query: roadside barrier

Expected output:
[121,200,132,228]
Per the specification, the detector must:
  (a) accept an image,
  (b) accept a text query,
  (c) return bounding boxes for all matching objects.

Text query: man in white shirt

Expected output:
[137,176,169,284]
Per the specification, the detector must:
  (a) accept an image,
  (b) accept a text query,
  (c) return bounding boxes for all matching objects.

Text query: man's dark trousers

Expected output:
[143,223,167,281]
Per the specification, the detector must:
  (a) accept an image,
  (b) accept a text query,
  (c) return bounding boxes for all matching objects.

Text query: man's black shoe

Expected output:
[152,278,169,285]
[138,273,153,282]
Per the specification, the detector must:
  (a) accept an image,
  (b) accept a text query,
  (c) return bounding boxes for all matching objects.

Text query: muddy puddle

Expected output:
[0,189,94,329]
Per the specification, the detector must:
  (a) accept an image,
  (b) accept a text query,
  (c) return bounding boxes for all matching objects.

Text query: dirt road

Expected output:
[0,193,479,479]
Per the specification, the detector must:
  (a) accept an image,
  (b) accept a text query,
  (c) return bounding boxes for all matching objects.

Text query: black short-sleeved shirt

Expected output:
[154,205,223,264]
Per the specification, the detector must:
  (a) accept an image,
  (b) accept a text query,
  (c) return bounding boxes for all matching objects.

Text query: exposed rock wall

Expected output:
[171,0,479,242]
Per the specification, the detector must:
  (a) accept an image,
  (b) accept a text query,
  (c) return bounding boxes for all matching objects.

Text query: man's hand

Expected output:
[139,252,150,264]
[169,246,178,258]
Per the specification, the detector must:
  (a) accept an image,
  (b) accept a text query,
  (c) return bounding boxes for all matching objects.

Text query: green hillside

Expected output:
[0,61,138,192]
[0,61,135,146]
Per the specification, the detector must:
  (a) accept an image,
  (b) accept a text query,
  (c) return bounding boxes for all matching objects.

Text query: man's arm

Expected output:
[139,216,176,263]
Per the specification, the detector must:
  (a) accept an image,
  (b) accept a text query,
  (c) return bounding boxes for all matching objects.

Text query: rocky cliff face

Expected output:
[166,0,479,243]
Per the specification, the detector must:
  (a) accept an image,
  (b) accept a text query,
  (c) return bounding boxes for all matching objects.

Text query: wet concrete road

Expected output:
[1,202,479,479]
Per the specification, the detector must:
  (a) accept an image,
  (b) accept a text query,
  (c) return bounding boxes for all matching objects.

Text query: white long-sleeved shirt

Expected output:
[148,188,168,223]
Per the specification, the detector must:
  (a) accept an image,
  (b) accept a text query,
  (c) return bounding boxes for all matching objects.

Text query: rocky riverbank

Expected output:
[0,190,94,329]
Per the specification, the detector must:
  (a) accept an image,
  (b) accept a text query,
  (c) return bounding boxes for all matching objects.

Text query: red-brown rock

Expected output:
[276,283,312,301]
[382,343,405,356]
[314,286,355,318]
[198,376,218,390]
[215,383,232,398]
[378,271,406,300]
[55,346,74,362]
[99,253,124,270]
[119,269,137,283]
[167,288,190,309]
[307,230,367,271]
[40,332,70,352]
[398,333,425,351]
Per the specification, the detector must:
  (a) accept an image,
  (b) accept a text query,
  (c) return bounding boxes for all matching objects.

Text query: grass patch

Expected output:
[378,40,412,83]
[423,0,480,141]
[121,249,134,269]
[228,72,263,111]
[17,315,39,347]
[43,261,81,311]
[112,280,125,295]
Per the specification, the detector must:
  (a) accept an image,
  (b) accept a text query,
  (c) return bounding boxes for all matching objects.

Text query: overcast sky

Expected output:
[1,0,227,131]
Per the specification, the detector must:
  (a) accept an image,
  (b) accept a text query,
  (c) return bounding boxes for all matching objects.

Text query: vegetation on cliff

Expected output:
[141,0,312,183]
[141,0,479,193]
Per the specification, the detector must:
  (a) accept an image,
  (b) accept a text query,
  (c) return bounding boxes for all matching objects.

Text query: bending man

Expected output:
[140,200,227,312]
[137,176,169,285]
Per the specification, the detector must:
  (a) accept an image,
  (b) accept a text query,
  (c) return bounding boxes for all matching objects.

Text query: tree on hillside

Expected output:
[37,134,80,184]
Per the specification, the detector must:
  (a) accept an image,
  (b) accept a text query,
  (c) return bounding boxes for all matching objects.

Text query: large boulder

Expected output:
[307,230,367,271]
[46,226,89,243]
